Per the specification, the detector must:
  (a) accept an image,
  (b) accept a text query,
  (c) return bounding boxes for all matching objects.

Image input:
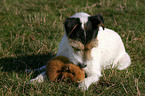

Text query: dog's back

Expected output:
[91,27,131,69]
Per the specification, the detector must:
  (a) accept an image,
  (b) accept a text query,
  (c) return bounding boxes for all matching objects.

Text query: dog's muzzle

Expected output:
[78,63,87,68]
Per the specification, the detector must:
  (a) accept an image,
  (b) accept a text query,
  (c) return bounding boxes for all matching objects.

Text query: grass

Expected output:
[0,0,145,95]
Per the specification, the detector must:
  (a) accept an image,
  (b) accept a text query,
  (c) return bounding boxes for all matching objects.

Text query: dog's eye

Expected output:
[84,48,89,51]
[74,48,81,51]
[72,47,81,51]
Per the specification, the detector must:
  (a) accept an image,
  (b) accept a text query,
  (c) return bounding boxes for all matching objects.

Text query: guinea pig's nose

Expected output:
[78,63,87,68]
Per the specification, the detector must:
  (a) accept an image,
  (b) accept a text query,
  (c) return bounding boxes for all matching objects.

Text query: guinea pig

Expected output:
[46,56,85,83]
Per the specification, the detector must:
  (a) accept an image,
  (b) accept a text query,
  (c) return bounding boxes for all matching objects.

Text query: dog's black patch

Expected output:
[64,18,86,44]
[85,14,104,44]
[64,14,104,45]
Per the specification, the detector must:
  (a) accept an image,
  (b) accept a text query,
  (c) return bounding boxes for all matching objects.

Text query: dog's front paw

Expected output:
[26,77,45,84]
[78,81,88,91]
[26,72,46,84]
[26,78,38,84]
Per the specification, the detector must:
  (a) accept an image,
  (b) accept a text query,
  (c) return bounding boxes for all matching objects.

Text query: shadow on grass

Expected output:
[0,53,55,73]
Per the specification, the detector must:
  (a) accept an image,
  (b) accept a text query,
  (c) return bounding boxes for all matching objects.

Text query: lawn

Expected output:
[0,0,145,95]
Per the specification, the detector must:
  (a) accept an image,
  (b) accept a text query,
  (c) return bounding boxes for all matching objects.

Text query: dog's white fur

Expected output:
[27,12,131,90]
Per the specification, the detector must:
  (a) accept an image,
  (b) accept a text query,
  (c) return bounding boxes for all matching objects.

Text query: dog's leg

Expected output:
[79,62,102,90]
[79,73,101,90]
[33,66,46,71]
[25,65,46,72]
[27,71,46,84]
[116,52,131,70]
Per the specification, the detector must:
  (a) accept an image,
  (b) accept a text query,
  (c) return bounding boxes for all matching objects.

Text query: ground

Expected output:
[0,0,145,95]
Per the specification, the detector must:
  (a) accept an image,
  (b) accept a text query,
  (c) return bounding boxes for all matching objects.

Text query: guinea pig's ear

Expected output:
[63,66,70,71]
[88,14,104,30]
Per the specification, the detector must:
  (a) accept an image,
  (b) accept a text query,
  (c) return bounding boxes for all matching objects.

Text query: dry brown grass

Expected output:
[0,0,144,95]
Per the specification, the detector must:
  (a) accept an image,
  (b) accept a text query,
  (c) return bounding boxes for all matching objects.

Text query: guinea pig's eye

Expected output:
[71,72,75,76]
[78,79,81,81]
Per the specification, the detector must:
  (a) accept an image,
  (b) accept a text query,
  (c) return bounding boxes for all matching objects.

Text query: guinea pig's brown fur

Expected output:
[46,56,85,83]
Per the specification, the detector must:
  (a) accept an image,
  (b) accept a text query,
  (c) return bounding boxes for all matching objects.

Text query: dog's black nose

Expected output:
[78,63,87,68]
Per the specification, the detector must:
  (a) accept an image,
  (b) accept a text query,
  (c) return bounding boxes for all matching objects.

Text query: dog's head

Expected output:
[64,12,104,68]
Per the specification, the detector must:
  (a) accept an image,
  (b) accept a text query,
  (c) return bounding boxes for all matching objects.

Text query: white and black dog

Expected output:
[27,12,131,90]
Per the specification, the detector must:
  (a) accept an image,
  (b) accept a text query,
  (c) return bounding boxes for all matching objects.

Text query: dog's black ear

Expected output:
[88,14,104,30]
[64,18,81,37]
